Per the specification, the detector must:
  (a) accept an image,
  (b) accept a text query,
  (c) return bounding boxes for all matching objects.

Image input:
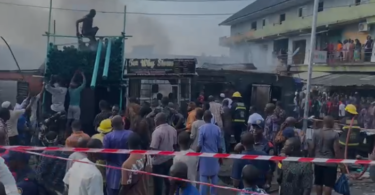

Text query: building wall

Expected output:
[229,41,275,71]
[230,0,369,38]
[0,72,43,93]
[228,0,374,68]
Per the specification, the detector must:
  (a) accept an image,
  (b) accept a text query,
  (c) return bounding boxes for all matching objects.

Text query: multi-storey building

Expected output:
[219,0,375,76]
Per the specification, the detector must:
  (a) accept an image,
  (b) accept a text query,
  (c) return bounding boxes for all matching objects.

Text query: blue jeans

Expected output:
[199,175,218,195]
[106,188,119,195]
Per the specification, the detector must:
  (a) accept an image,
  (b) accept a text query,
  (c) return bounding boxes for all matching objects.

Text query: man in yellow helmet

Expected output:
[231,91,247,144]
[338,104,362,159]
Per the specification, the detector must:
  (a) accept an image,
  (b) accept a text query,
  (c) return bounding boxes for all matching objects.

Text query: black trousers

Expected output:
[153,159,173,195]
[224,131,232,153]
[232,123,245,143]
[9,136,19,146]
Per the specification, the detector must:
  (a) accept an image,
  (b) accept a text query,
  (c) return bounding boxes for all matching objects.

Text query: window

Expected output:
[279,14,286,24]
[298,7,303,17]
[318,1,324,12]
[262,19,266,27]
[355,0,361,5]
[251,21,257,30]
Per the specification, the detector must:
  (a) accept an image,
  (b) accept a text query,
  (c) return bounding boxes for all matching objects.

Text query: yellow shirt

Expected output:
[92,133,105,143]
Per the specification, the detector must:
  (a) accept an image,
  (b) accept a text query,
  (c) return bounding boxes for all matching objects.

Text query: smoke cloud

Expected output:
[0,0,171,70]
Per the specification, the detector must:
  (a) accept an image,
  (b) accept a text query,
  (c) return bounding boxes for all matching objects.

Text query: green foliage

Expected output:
[45,38,124,87]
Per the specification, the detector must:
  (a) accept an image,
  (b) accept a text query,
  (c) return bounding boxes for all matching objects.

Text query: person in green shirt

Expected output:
[67,71,86,125]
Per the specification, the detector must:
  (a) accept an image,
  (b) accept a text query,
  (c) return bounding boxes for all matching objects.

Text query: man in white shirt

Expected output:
[64,139,104,195]
[45,76,67,113]
[221,93,233,109]
[174,132,198,187]
[1,100,34,145]
[65,137,89,172]
[247,106,264,131]
[339,100,346,118]
[0,157,18,195]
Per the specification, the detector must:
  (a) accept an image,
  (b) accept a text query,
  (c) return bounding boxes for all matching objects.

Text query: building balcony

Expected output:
[287,50,375,73]
[223,1,375,44]
[219,34,249,47]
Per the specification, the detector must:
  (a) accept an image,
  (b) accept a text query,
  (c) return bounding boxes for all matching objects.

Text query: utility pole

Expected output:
[53,20,56,44]
[302,0,319,133]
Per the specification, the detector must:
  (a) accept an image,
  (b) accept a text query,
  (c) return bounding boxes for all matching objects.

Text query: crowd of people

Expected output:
[0,71,366,195]
[325,35,374,63]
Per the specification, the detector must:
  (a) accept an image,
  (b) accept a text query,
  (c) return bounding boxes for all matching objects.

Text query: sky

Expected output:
[0,0,252,70]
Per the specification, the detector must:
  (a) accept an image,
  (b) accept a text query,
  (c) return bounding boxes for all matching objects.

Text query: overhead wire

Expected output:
[156,0,250,1]
[0,1,233,16]
[0,1,371,19]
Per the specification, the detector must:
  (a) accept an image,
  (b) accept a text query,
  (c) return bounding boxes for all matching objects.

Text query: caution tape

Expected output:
[2,146,375,165]
[10,149,268,195]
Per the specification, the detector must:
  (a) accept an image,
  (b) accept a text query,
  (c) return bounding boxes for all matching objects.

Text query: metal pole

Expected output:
[302,0,319,133]
[103,39,112,79]
[47,0,52,46]
[122,5,127,74]
[121,5,127,109]
[42,0,53,113]
[53,20,56,44]
[90,39,103,88]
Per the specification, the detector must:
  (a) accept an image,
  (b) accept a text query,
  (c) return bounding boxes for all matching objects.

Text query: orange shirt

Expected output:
[337,43,343,51]
[186,108,198,132]
[65,131,90,148]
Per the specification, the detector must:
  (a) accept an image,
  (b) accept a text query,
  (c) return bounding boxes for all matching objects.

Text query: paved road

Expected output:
[216,158,375,195]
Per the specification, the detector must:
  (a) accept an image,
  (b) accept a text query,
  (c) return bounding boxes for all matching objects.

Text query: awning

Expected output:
[311,74,375,86]
[293,72,331,81]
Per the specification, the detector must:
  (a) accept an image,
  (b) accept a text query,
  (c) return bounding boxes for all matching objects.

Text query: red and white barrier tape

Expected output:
[2,146,374,165]
[11,149,268,195]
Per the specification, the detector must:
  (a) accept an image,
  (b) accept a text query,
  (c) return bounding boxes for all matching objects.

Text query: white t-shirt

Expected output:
[66,152,87,173]
[223,98,233,109]
[247,113,264,124]
[7,109,25,137]
[45,84,67,112]
[173,149,198,187]
[0,158,19,195]
[339,103,346,117]
[63,158,103,195]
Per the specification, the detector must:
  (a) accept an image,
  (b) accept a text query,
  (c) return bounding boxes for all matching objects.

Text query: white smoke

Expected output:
[0,0,171,70]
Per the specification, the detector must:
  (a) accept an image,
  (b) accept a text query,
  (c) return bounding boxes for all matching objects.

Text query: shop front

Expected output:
[123,58,197,107]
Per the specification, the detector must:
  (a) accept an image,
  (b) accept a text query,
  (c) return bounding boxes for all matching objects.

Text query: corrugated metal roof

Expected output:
[311,74,375,86]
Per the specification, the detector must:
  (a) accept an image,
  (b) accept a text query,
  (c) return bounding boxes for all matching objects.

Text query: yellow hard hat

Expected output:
[345,104,358,115]
[232,91,242,98]
[97,119,112,133]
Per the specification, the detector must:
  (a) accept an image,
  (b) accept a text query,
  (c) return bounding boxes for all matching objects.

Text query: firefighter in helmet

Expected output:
[231,91,247,143]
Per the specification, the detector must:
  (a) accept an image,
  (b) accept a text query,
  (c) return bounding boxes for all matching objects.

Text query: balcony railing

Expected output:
[219,35,242,46]
[274,50,375,66]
